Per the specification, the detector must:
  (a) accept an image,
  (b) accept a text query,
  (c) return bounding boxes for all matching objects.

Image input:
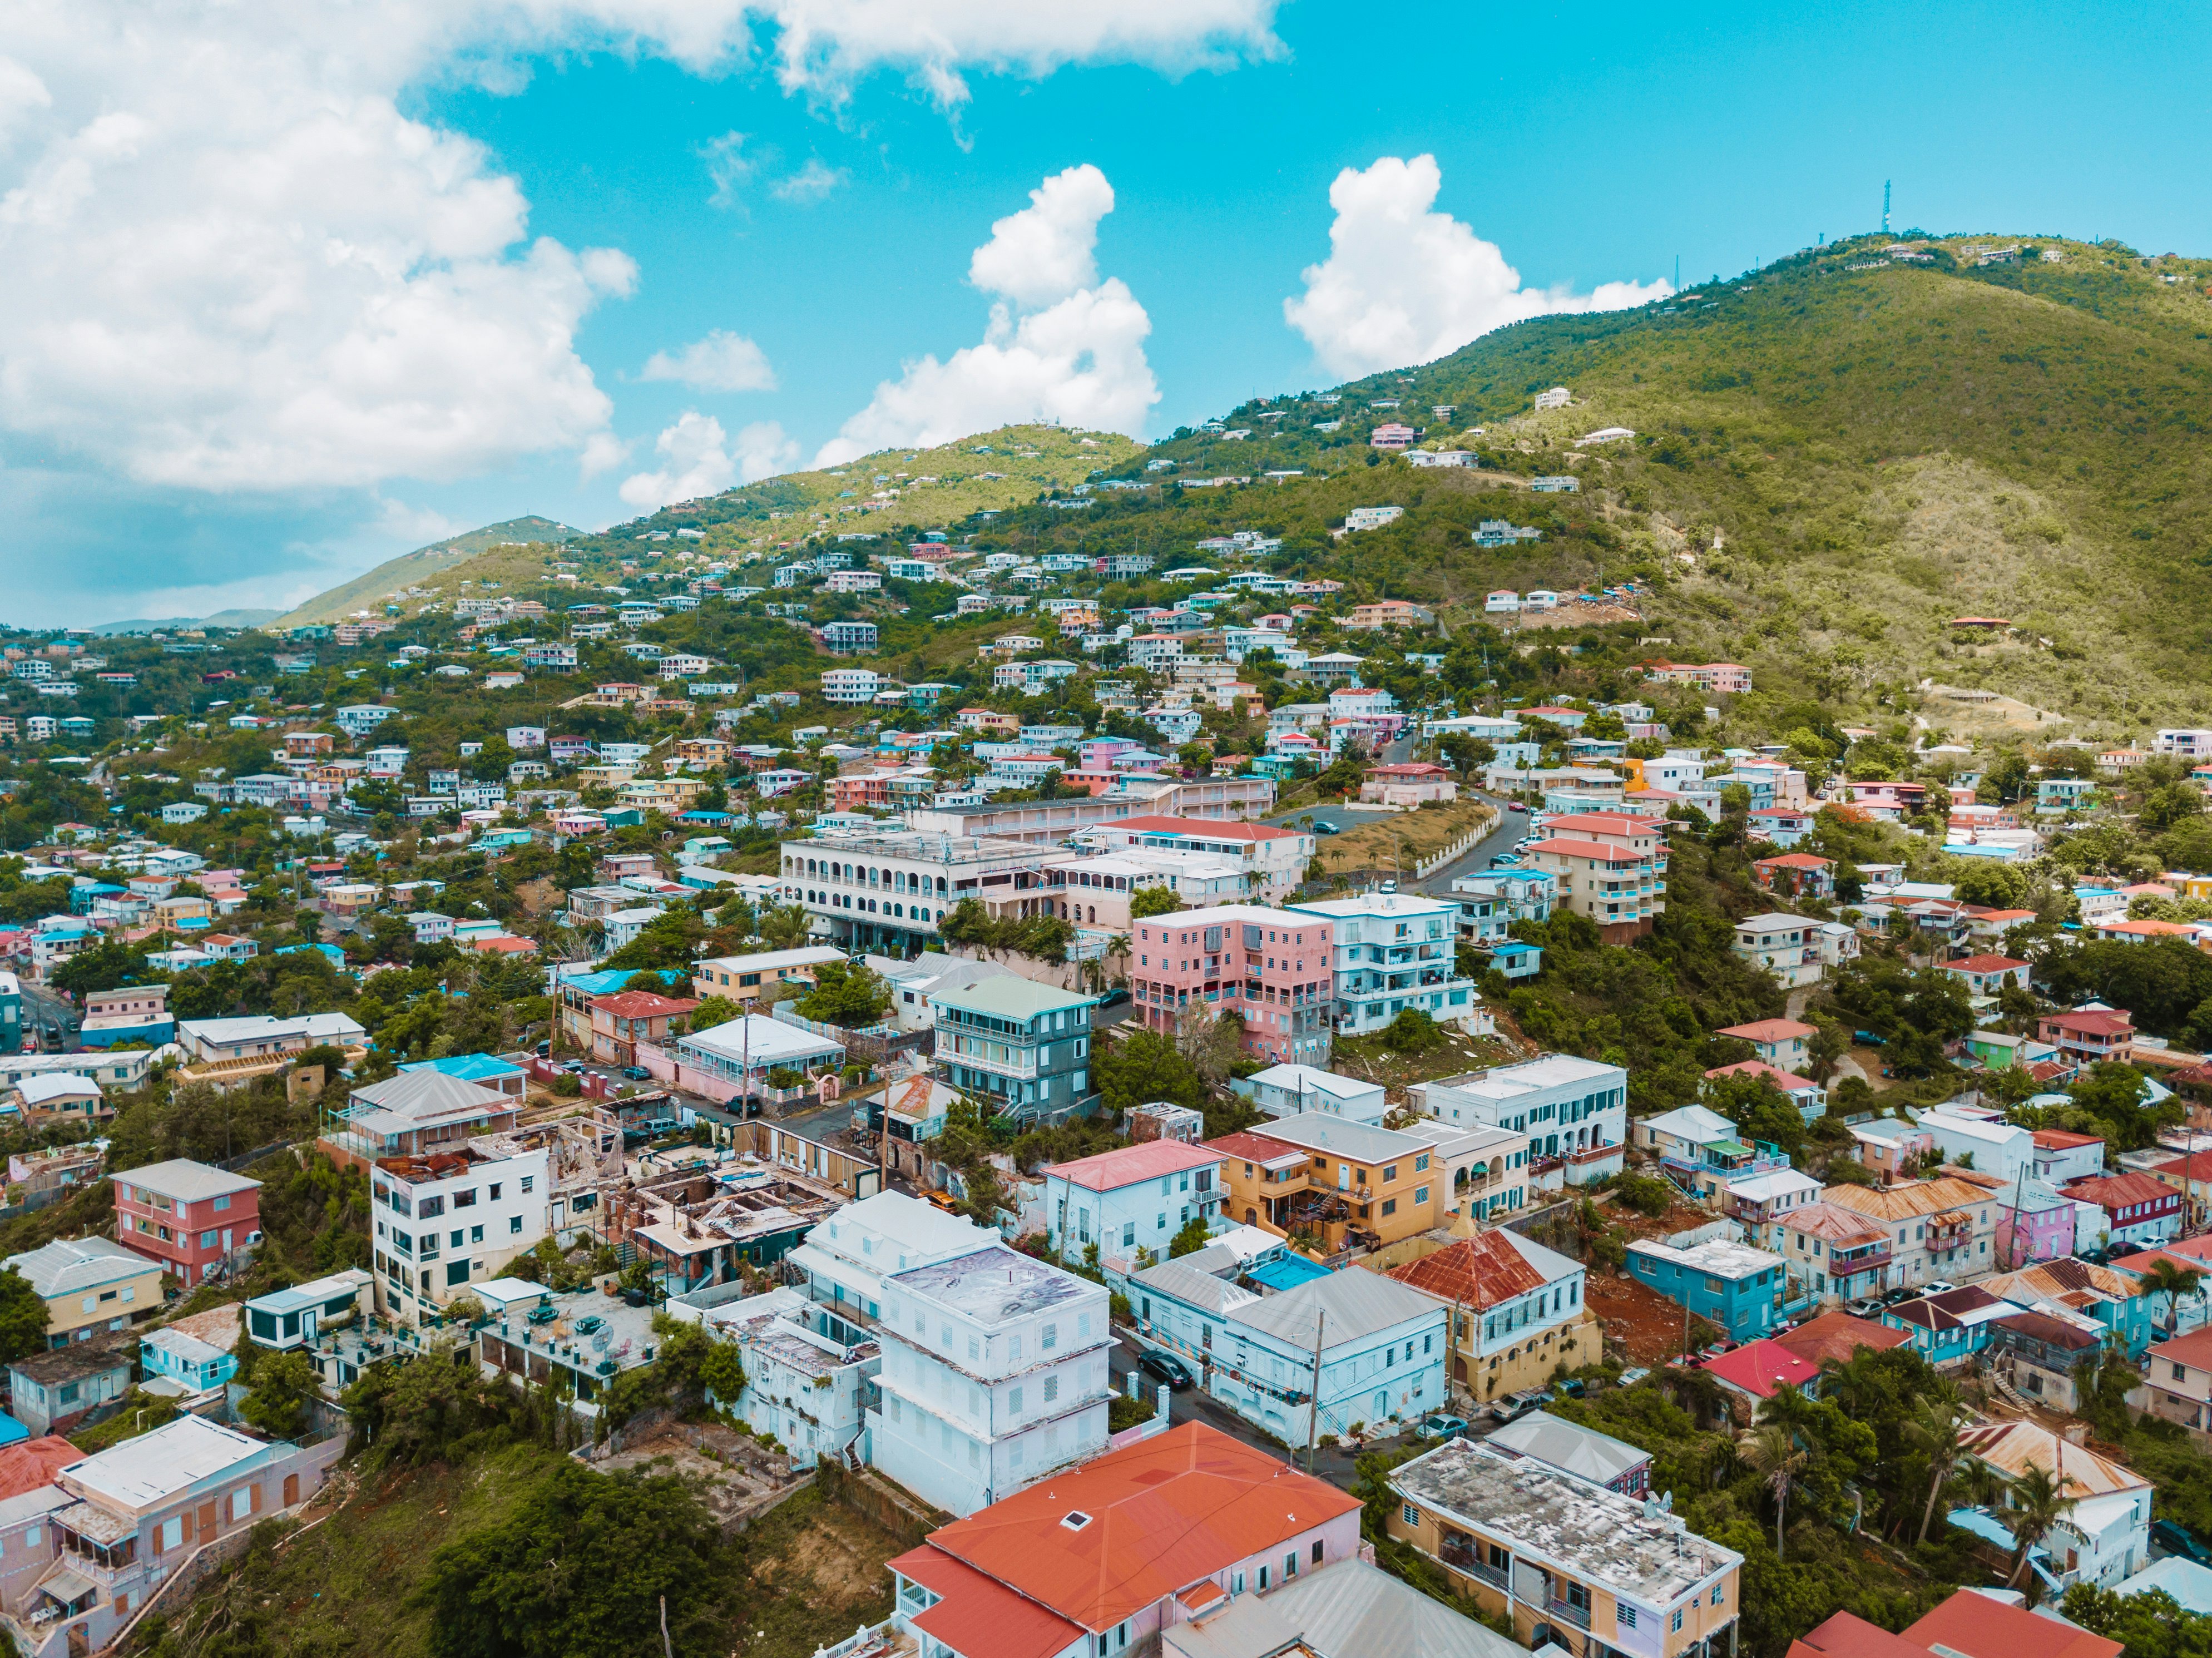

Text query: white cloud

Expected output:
[700,130,764,209]
[1284,154,1672,379]
[639,330,778,392]
[815,164,1156,464]
[619,412,797,511]
[771,157,848,204]
[0,3,1273,509]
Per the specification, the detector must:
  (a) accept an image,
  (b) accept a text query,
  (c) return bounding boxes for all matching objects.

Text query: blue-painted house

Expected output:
[1625,1234,1785,1342]
[1879,1284,2013,1367]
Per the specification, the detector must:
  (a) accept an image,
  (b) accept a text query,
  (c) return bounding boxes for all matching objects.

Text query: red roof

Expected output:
[1106,815,1297,843]
[1205,1131,1304,1166]
[588,991,700,1018]
[1788,1609,1934,1658]
[1528,836,1644,863]
[925,1422,1359,1631]
[2031,1129,2102,1150]
[1946,954,2029,974]
[2042,1009,2133,1037]
[468,934,538,954]
[1543,812,1664,835]
[0,1437,81,1502]
[2061,1170,2179,1210]
[1385,1233,1547,1310]
[1046,1139,1225,1192]
[1771,1312,1910,1367]
[1705,1058,1818,1092]
[1756,853,1833,870]
[1901,1590,2121,1658]
[2114,1233,2212,1274]
[1699,1339,1820,1398]
[1718,1018,1818,1043]
[890,1545,1088,1658]
[2149,1328,2212,1371]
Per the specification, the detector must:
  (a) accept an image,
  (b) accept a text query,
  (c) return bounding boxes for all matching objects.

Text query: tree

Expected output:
[1168,1216,1211,1258]
[689,994,740,1031]
[415,1460,726,1658]
[2003,1463,2081,1605]
[2142,781,2205,833]
[757,903,811,951]
[1380,1008,1441,1054]
[797,959,892,1028]
[0,1268,47,1364]
[1902,1393,1966,1544]
[1736,1423,1808,1559]
[1952,860,2028,909]
[2137,1257,2205,1339]
[1175,1006,1248,1085]
[1098,1028,1203,1115]
[239,1348,320,1438]
[1130,883,1182,919]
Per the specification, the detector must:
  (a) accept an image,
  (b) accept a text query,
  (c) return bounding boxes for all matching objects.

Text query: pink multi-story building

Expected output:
[1127,903,1335,1067]
[113,1160,263,1285]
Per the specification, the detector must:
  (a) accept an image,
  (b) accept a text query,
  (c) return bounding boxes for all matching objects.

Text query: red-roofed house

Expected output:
[1385,1230,1598,1403]
[1525,825,1665,943]
[1941,954,2032,996]
[1043,1141,1226,1260]
[586,990,700,1067]
[2139,1147,2212,1230]
[1787,1608,1934,1658]
[889,1422,1363,1658]
[2031,1128,2106,1186]
[1716,1018,1818,1072]
[2063,1170,2183,1251]
[1901,1590,2122,1658]
[1700,1339,1822,1413]
[1771,1311,1909,1368]
[1704,1058,1825,1118]
[2038,1007,2135,1065]
[2131,1328,2212,1437]
[1754,852,1834,899]
[1359,762,1456,807]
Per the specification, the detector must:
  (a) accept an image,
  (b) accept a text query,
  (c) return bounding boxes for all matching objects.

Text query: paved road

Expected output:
[19,983,79,1052]
[1266,793,1527,897]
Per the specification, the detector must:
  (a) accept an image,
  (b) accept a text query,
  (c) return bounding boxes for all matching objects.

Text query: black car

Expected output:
[1140,1350,1195,1390]
[1098,987,1132,1008]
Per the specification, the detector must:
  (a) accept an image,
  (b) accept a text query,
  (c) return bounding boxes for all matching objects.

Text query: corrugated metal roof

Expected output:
[1231,1263,1442,1345]
[1957,1421,2147,1498]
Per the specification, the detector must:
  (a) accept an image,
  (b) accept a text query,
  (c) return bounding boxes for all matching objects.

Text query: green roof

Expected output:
[1710,1139,1754,1159]
[932,974,1098,1021]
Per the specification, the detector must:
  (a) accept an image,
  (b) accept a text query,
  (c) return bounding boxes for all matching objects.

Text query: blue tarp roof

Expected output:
[555,967,688,996]
[402,1053,525,1083]
[0,1412,27,1447]
[1246,1254,1333,1293]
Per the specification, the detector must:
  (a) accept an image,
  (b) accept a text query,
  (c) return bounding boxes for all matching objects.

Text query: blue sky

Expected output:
[3,1,2208,625]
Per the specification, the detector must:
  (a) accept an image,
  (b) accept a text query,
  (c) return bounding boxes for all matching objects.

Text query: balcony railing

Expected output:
[1547,1596,1594,1632]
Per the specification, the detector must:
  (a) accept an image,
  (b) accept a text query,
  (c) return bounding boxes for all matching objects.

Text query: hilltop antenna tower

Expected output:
[1883,180,1892,235]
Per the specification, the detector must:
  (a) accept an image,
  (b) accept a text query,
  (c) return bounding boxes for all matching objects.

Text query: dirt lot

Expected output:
[1587,1269,1696,1364]
[1312,801,1498,878]
[1510,602,1644,630]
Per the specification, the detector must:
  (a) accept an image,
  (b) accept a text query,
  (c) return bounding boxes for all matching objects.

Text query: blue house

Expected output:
[1625,1234,1785,1342]
[141,1306,243,1394]
[1487,940,1543,981]
[1879,1284,2011,1367]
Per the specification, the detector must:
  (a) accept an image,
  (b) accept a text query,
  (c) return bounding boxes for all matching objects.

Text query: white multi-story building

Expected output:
[1284,892,1484,1036]
[780,829,1040,955]
[787,1189,999,1323]
[1412,1055,1629,1185]
[2154,730,2212,760]
[674,1283,880,1469]
[870,1243,1113,1517]
[1040,1140,1226,1264]
[820,668,882,705]
[370,1141,551,1326]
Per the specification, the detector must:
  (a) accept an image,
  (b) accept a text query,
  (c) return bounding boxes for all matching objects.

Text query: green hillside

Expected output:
[273,517,582,627]
[1121,232,2212,728]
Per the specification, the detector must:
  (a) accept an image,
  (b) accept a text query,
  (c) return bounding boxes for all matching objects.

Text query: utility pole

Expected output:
[1305,1308,1327,1473]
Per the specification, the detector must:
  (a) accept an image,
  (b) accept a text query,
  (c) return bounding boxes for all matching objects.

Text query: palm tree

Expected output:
[2003,1463,2082,1607]
[1756,1382,1823,1443]
[2137,1258,2205,1340]
[1818,1348,1887,1419]
[1902,1394,1965,1545]
[1738,1423,1809,1560]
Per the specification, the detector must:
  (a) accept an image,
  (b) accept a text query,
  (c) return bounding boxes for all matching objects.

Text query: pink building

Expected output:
[1128,904,1335,1067]
[113,1160,263,1285]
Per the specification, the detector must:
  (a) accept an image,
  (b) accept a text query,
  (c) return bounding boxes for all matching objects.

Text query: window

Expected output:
[1671,1610,1684,1634]
[1044,1375,1060,1403]
[521,1176,534,1193]
[1619,1607,1638,1629]
[446,1261,471,1286]
[471,1225,484,1244]
[453,1189,477,1208]
[1043,1323,1058,1352]
[1712,1583,1725,1605]
[1258,1566,1269,1590]
[200,1230,218,1249]
[1011,1387,1023,1414]
[1381,1198,1397,1217]
[489,1184,502,1201]
[1312,1541,1324,1566]
[1414,1186,1429,1206]
[1284,1551,1298,1578]
[509,1216,522,1234]
[1233,1571,1246,1595]
[1122,1221,1136,1248]
[1415,1153,1430,1172]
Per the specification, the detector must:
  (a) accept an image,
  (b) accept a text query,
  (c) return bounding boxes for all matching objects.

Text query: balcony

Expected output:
[1439,1535,1507,1591]
[1546,1595,1594,1633]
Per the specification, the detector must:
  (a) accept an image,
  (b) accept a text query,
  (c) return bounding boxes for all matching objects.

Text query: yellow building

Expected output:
[690,946,852,1006]
[1385,1230,1600,1404]
[4,1237,166,1348]
[1391,1437,1744,1658]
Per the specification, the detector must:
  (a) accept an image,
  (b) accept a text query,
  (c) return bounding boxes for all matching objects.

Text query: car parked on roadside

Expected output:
[1140,1350,1195,1390]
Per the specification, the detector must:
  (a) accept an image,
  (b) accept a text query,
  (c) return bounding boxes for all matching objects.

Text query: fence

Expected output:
[1416,809,1501,878]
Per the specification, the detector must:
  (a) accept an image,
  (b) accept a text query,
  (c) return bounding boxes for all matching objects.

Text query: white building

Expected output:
[1915,1106,2036,1184]
[1733,912,1825,989]
[1285,892,1485,1037]
[1411,1054,1629,1183]
[370,1140,551,1325]
[821,668,883,705]
[781,829,1041,956]
[673,1283,879,1469]
[870,1243,1113,1517]
[786,1190,998,1323]
[1041,1140,1226,1264]
[1235,1063,1387,1125]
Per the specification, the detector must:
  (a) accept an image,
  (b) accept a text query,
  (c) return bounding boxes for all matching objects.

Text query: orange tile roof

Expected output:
[1107,815,1298,843]
[925,1422,1358,1631]
[0,1436,81,1502]
[2147,1328,2212,1372]
[589,991,700,1018]
[1705,1058,1819,1091]
[1946,954,2030,973]
[2031,1129,2102,1150]
[1384,1233,1546,1310]
[890,1545,1088,1658]
[1901,1590,2122,1658]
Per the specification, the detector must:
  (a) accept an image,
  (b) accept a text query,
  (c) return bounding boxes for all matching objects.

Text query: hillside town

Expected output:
[0,451,2208,1658]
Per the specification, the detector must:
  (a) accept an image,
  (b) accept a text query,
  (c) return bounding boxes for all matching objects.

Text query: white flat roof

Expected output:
[681,1014,845,1067]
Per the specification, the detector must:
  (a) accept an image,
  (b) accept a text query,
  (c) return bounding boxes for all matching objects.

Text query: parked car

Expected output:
[533,1039,551,1057]
[1097,986,1132,1009]
[1845,1296,1884,1318]
[1379,879,1398,894]
[1140,1350,1195,1390]
[1312,821,1340,836]
[1923,1280,1956,1296]
[1616,1367,1651,1388]
[2154,1519,2212,1566]
[1507,801,1528,813]
[1419,1414,1469,1441]
[619,1065,652,1081]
